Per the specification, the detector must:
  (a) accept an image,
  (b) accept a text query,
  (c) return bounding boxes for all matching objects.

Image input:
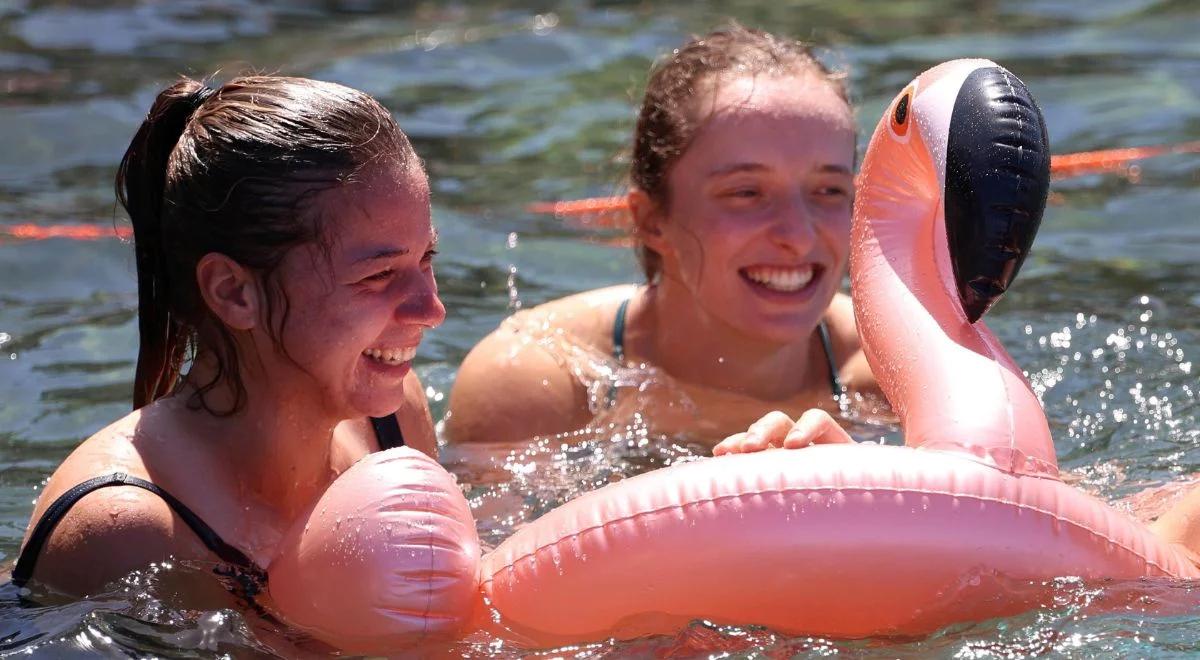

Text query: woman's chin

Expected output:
[707,278,836,345]
[347,390,410,420]
[720,302,828,346]
[739,318,823,345]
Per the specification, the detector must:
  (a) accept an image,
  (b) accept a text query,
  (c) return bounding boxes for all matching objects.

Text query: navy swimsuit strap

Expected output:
[12,472,255,587]
[603,298,633,407]
[611,297,631,363]
[370,414,406,450]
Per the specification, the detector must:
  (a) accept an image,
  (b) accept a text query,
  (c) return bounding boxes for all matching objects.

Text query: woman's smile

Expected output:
[361,345,418,366]
[739,264,820,293]
[361,343,420,378]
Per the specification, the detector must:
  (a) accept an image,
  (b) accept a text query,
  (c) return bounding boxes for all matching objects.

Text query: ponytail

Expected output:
[115,79,213,409]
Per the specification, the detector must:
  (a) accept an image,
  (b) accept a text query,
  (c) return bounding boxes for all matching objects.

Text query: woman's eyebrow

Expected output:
[818,164,854,176]
[353,247,410,264]
[706,162,768,177]
[706,163,854,177]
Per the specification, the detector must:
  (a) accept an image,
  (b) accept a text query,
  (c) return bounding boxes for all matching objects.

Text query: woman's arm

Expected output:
[1150,486,1200,567]
[827,292,879,394]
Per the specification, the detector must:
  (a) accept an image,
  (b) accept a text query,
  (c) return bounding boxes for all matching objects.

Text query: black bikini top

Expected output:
[11,414,405,588]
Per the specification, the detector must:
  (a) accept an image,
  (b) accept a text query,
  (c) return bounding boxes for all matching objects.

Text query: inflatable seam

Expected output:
[421,503,435,638]
[485,485,1177,578]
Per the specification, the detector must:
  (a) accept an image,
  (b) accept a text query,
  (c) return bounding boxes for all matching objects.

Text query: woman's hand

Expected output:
[713,409,854,456]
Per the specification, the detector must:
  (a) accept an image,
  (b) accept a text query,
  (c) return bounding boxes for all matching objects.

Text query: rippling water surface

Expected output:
[2,1,1199,657]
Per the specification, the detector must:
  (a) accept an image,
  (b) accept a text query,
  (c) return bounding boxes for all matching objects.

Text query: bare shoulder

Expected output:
[515,284,640,339]
[446,284,638,444]
[21,413,209,595]
[824,292,878,393]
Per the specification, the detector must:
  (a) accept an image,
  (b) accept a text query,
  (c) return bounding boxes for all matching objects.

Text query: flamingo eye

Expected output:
[888,85,916,143]
[894,94,910,126]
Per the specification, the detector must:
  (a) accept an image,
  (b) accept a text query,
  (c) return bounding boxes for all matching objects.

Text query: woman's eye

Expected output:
[725,188,760,199]
[363,268,395,283]
[814,186,852,205]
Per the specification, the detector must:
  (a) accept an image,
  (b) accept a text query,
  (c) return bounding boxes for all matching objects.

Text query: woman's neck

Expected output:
[630,280,819,401]
[176,356,338,520]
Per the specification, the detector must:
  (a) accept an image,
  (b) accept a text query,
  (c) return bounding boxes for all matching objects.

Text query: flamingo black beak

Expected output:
[944,66,1051,323]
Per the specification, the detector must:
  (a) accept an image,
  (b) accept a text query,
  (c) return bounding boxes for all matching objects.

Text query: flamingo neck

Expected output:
[851,138,1058,479]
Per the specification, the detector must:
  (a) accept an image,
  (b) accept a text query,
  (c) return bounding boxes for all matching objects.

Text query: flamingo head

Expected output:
[881,59,1051,323]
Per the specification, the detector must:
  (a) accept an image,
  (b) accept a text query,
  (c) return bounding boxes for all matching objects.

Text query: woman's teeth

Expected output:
[742,265,816,292]
[363,347,417,365]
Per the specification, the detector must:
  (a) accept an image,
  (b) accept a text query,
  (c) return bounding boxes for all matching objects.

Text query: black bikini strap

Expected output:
[370,415,406,450]
[817,320,845,401]
[12,472,255,587]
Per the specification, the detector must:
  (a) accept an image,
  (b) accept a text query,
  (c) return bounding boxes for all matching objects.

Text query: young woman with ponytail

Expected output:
[12,76,444,595]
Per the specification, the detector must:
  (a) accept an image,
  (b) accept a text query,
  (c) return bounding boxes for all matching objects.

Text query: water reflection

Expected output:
[1,0,1199,656]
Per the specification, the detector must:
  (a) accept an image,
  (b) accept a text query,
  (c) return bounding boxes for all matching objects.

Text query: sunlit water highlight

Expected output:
[1,1,1199,657]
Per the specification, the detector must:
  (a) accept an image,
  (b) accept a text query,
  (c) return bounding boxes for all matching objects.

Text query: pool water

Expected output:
[2,1,1199,657]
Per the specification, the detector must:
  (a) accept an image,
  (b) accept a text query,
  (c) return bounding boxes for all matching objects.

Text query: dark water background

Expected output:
[1,0,1199,657]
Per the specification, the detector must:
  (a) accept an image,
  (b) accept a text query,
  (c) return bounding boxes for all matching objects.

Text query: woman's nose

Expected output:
[397,277,447,329]
[767,196,819,253]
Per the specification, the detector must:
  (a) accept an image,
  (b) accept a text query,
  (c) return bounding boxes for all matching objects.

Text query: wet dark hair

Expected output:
[630,23,851,282]
[116,75,416,413]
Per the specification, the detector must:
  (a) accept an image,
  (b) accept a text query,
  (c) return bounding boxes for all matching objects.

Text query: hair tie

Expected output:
[190,85,217,110]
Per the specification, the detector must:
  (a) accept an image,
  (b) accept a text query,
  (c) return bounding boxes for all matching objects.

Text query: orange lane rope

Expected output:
[0,223,133,241]
[531,140,1200,221]
[2,142,1195,242]
[1049,140,1200,179]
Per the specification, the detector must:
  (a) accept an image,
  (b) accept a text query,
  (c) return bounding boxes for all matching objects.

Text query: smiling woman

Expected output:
[446,24,879,446]
[11,75,448,599]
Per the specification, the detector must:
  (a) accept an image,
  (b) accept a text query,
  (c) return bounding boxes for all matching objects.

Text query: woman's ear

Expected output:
[629,188,671,255]
[195,253,260,331]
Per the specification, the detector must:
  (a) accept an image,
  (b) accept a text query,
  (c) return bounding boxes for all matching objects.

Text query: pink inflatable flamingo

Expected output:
[268,60,1199,654]
[473,59,1200,644]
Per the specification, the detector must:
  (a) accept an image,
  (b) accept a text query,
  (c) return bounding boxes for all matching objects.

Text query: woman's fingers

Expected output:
[782,408,855,448]
[712,432,747,456]
[714,409,855,456]
[713,410,794,455]
[743,410,797,451]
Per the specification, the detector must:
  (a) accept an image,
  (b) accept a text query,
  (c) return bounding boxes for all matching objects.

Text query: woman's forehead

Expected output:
[319,170,433,252]
[691,73,853,129]
[678,99,856,175]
